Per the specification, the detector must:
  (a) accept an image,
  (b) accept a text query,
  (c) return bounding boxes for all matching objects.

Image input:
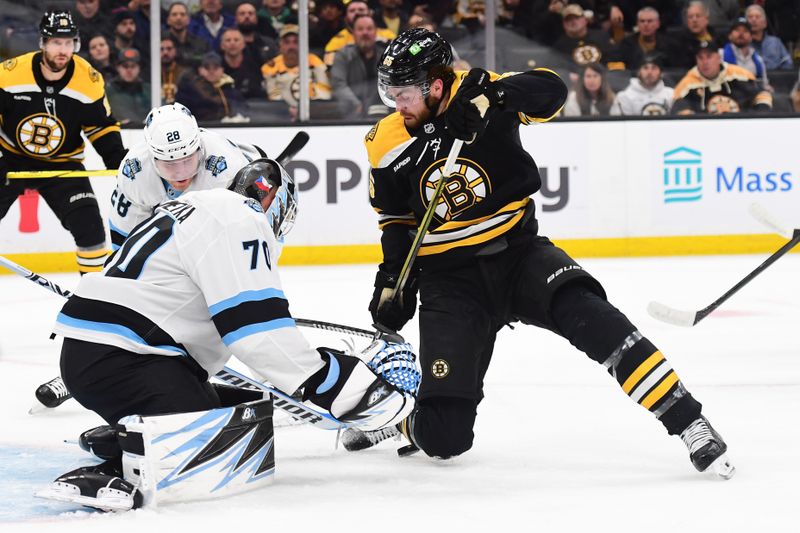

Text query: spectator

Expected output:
[331,14,389,118]
[324,0,396,66]
[721,18,769,88]
[111,9,139,55]
[611,54,673,115]
[760,0,800,64]
[745,4,792,71]
[74,0,110,41]
[177,51,249,121]
[791,74,800,112]
[525,0,569,46]
[188,0,235,50]
[684,0,739,34]
[672,1,720,69]
[160,35,187,104]
[373,0,409,36]
[257,0,297,39]
[552,4,624,72]
[309,0,345,52]
[86,34,116,81]
[235,1,277,62]
[220,28,265,98]
[562,62,616,116]
[130,0,155,54]
[105,48,151,125]
[166,2,209,67]
[672,40,773,115]
[453,0,486,32]
[618,7,676,70]
[261,24,331,112]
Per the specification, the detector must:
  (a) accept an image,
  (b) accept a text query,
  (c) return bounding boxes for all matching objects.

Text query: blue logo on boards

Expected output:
[662,147,702,203]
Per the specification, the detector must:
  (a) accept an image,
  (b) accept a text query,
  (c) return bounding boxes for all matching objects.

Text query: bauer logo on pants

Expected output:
[431,359,450,379]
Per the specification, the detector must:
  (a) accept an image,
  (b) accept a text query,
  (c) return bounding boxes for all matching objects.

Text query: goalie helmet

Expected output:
[39,9,80,52]
[229,159,298,239]
[377,28,452,107]
[143,103,203,182]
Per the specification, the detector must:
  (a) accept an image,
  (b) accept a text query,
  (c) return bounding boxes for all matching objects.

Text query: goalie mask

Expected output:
[229,159,298,239]
[39,9,81,53]
[143,103,204,185]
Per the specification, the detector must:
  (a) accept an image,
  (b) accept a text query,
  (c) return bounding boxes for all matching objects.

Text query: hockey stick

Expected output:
[7,170,116,179]
[381,96,491,330]
[647,224,800,328]
[748,202,794,240]
[275,130,310,167]
[0,255,73,298]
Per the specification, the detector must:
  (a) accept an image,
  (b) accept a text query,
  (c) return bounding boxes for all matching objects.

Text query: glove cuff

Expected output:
[374,269,398,289]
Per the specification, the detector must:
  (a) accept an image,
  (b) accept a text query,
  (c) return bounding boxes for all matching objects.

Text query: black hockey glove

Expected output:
[444,68,504,142]
[369,269,418,332]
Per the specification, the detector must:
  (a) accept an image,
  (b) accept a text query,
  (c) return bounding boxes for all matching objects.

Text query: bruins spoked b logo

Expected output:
[421,157,490,221]
[17,113,65,156]
[431,359,450,379]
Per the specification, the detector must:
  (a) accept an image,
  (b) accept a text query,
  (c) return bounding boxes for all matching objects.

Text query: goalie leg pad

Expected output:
[119,398,275,508]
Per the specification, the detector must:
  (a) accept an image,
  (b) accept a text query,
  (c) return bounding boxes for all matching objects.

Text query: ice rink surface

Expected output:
[1,254,799,532]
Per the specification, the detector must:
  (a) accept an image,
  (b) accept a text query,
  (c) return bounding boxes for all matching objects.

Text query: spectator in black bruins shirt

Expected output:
[0,9,126,274]
[355,27,735,481]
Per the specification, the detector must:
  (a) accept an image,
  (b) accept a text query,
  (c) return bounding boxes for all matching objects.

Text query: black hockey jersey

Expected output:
[365,69,567,271]
[0,52,125,171]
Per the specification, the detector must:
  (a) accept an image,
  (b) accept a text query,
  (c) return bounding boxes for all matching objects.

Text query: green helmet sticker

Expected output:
[409,43,422,55]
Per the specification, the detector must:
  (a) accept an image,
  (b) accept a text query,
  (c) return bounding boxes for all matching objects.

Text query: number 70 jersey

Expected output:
[53,189,324,395]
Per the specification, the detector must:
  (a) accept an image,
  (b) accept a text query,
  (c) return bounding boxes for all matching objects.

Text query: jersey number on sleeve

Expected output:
[242,239,271,270]
[106,215,175,279]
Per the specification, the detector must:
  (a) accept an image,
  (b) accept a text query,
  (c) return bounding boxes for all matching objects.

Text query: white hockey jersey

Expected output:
[54,188,324,394]
[108,129,265,249]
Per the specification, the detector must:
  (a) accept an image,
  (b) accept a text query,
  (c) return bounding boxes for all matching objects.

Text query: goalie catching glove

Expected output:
[304,341,420,431]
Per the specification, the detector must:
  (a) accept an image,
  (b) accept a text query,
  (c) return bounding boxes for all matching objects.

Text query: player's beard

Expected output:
[401,93,442,130]
[41,50,71,73]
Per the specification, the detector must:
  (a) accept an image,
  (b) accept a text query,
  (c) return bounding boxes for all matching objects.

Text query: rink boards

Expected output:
[1,117,798,273]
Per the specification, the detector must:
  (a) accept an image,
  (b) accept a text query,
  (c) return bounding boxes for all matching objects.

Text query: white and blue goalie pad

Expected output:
[119,399,274,508]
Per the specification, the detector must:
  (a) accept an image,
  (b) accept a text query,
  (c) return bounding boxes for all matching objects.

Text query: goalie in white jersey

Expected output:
[43,159,417,512]
[108,102,268,250]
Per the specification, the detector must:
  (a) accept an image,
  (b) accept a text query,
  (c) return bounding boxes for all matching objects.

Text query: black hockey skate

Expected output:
[79,425,122,461]
[36,462,142,512]
[680,416,735,480]
[30,376,72,413]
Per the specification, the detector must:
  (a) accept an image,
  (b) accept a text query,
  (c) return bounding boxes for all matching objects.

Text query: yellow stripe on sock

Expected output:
[621,351,664,394]
[640,371,679,410]
[77,264,104,273]
[76,249,109,259]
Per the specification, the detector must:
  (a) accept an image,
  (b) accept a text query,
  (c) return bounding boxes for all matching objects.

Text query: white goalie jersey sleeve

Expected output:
[108,130,265,250]
[55,189,324,394]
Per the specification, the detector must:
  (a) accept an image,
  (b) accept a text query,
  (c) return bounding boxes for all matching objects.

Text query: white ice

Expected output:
[1,254,799,532]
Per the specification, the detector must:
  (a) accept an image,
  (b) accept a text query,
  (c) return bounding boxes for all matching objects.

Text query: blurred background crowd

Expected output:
[2,0,799,124]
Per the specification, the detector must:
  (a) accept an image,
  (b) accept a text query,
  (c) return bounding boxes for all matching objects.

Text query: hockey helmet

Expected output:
[229,159,298,240]
[377,28,452,108]
[143,103,204,183]
[39,9,80,52]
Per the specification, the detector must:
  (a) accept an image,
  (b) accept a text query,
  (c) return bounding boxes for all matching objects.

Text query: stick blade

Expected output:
[647,301,698,327]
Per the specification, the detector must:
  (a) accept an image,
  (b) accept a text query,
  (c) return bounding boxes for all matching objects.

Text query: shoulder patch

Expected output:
[88,67,100,84]
[3,58,17,71]
[365,123,379,143]
[122,158,143,180]
[205,155,228,177]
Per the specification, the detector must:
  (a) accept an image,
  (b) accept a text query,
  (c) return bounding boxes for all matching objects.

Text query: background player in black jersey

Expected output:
[358,28,734,479]
[0,9,127,274]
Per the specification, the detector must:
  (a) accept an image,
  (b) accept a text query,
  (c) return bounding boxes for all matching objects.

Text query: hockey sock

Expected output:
[76,247,108,275]
[552,282,702,435]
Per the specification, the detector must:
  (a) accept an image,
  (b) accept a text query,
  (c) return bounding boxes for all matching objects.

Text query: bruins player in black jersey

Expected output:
[359,28,734,479]
[0,9,126,274]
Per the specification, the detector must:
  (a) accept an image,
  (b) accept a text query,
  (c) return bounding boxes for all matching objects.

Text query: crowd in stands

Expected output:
[1,0,799,123]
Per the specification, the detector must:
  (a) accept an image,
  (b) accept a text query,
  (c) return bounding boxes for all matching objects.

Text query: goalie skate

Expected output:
[680,416,735,480]
[35,464,143,512]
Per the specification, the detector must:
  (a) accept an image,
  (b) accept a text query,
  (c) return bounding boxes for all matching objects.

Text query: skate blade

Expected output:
[28,401,50,415]
[708,454,736,480]
[35,486,133,512]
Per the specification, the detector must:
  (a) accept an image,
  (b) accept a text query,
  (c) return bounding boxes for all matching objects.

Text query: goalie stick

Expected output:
[0,255,384,429]
[647,205,800,327]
